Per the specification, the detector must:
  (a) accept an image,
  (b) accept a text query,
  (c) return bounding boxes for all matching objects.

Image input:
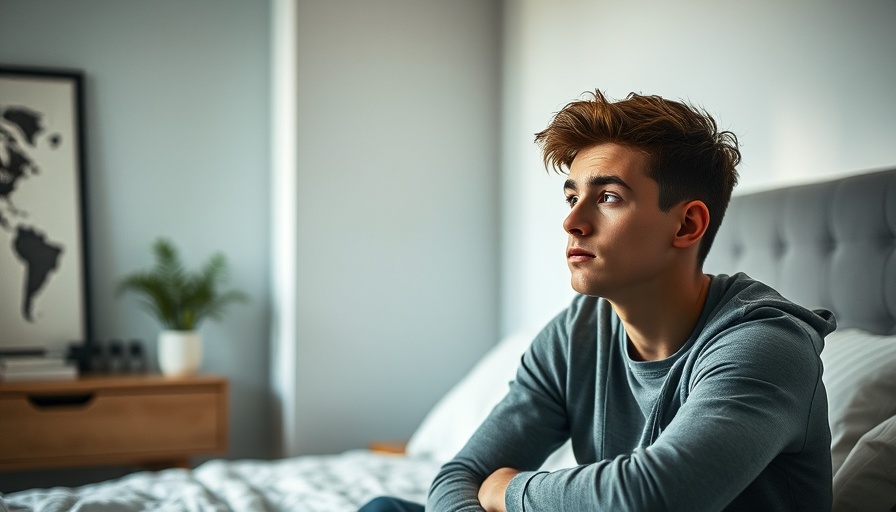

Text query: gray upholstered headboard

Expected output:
[703,168,896,336]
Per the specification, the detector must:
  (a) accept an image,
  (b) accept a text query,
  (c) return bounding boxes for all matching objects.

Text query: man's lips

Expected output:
[567,248,595,262]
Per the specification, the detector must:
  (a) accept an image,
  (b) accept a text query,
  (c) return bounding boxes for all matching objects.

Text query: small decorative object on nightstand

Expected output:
[106,339,125,373]
[117,239,248,376]
[127,339,147,373]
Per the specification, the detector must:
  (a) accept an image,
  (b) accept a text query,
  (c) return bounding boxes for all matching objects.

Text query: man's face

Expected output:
[563,143,681,300]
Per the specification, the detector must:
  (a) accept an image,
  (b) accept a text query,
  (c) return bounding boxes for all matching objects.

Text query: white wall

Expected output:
[0,0,272,488]
[500,0,896,335]
[280,0,502,455]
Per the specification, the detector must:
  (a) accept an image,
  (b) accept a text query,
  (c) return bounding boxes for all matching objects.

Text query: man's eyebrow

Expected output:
[563,174,633,191]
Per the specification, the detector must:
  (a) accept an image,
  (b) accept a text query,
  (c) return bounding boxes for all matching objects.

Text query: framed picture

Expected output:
[0,67,90,357]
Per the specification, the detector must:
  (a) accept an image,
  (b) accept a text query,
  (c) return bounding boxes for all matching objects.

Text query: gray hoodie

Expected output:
[429,272,836,512]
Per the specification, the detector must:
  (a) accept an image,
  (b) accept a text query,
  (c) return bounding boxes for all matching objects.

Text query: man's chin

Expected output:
[570,279,603,297]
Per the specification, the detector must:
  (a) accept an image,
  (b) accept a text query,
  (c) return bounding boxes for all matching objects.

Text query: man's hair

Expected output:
[534,90,741,266]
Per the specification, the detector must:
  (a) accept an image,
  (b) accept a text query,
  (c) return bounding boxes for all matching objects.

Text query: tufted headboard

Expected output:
[704,168,896,336]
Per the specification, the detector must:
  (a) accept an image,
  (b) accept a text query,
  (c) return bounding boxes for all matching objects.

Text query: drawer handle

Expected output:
[27,393,95,409]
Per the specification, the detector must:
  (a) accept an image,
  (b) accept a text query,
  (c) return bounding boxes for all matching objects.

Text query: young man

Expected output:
[361,91,835,511]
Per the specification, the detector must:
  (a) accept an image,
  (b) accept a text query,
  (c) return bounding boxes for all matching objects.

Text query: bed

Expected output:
[3,168,895,511]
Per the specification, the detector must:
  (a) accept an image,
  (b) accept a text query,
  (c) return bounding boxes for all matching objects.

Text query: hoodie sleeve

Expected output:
[426,301,584,512]
[501,313,830,511]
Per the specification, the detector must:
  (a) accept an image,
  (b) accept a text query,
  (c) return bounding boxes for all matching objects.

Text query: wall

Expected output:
[0,0,503,475]
[500,0,896,335]
[0,0,272,489]
[277,0,502,455]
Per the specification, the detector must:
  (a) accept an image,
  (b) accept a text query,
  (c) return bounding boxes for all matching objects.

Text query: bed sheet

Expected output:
[0,450,441,512]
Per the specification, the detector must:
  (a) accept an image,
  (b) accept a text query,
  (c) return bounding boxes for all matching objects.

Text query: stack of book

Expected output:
[0,355,78,381]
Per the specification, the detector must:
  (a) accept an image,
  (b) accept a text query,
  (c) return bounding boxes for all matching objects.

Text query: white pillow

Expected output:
[822,328,896,475]
[832,414,896,512]
[406,328,578,470]
[406,330,536,463]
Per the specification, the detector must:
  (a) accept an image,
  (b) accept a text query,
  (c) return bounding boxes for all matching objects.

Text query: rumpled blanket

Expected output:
[0,450,440,512]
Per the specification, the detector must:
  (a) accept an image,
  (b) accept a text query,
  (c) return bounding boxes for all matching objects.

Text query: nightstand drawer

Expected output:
[0,375,227,470]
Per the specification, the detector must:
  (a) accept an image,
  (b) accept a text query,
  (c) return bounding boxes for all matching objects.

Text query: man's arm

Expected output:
[426,306,578,512]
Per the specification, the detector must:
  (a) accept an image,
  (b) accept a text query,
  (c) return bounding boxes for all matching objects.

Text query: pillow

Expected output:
[406,328,578,470]
[822,328,896,475]
[406,330,536,463]
[832,414,896,512]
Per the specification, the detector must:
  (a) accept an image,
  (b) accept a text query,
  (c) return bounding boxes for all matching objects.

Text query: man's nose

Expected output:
[563,206,591,236]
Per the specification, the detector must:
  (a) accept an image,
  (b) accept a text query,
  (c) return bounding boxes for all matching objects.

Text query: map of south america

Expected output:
[13,227,62,321]
[1,105,65,322]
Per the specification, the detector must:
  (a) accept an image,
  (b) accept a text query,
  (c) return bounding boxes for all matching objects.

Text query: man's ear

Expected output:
[672,200,709,249]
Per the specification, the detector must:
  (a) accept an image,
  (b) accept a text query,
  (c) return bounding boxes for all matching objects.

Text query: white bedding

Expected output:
[0,450,441,512]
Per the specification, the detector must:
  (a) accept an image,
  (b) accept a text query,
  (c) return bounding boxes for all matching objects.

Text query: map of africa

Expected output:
[0,105,65,322]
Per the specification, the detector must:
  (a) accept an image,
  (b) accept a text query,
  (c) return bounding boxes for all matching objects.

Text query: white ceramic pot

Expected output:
[157,330,202,376]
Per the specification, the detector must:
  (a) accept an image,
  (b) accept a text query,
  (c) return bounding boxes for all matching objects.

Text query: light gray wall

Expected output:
[0,0,272,489]
[289,0,502,454]
[0,0,504,479]
[500,0,896,336]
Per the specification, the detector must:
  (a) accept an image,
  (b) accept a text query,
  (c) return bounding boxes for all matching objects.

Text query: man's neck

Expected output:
[610,271,712,362]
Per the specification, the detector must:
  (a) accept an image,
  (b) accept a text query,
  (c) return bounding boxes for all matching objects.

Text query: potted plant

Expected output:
[117,238,248,375]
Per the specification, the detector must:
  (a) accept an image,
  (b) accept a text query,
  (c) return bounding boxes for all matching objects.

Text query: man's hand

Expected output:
[478,467,520,512]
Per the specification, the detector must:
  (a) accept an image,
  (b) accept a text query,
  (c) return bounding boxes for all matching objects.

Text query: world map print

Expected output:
[0,105,65,323]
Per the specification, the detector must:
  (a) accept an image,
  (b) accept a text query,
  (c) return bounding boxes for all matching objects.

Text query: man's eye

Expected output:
[565,195,578,207]
[600,193,621,204]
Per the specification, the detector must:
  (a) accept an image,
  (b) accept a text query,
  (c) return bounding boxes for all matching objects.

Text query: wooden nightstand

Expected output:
[368,440,408,455]
[0,374,228,471]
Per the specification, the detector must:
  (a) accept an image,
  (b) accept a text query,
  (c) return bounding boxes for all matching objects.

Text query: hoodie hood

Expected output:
[698,272,837,355]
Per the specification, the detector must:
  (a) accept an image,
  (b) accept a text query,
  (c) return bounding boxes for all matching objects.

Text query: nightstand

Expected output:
[368,440,408,455]
[0,374,228,471]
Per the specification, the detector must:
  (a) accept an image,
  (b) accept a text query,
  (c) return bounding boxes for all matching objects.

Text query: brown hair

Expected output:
[534,90,741,266]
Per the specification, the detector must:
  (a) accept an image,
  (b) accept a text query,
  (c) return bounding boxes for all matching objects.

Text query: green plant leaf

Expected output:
[116,238,248,331]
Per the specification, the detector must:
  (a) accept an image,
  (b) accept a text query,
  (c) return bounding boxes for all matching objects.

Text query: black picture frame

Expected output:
[0,66,91,359]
